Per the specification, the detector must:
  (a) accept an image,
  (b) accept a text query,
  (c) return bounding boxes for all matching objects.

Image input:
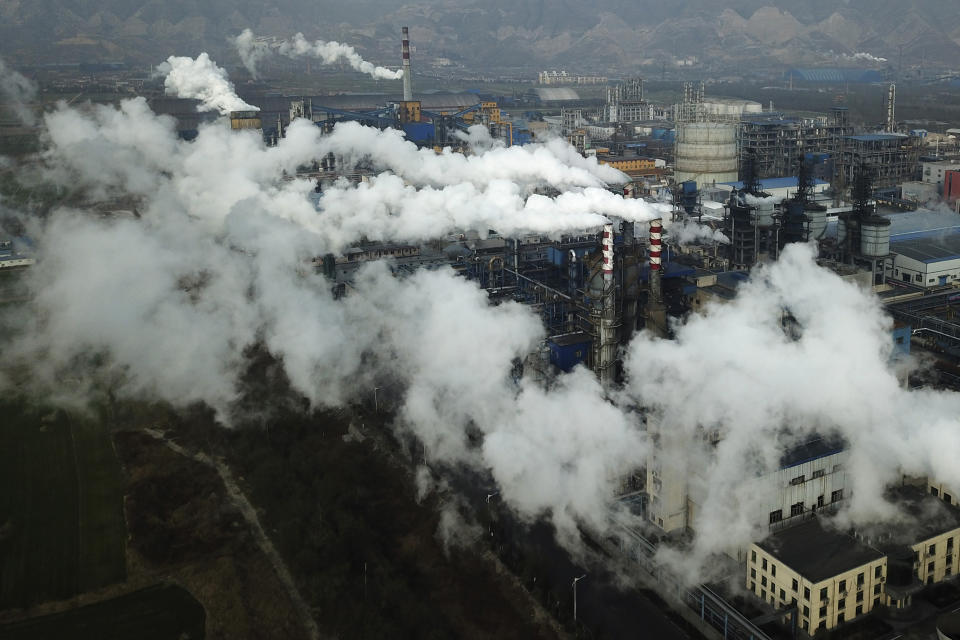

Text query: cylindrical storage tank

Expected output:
[754,200,775,227]
[674,122,738,187]
[860,216,891,257]
[806,207,827,239]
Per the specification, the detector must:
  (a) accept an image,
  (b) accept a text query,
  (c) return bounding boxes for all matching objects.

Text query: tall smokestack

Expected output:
[649,219,662,301]
[402,27,413,102]
[602,223,614,288]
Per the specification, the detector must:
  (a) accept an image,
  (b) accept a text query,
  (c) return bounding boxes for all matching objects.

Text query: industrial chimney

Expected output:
[402,27,413,102]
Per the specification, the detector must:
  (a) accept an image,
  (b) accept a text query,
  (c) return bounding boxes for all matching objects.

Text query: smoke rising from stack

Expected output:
[157,54,257,114]
[0,57,37,126]
[4,59,960,591]
[233,29,402,81]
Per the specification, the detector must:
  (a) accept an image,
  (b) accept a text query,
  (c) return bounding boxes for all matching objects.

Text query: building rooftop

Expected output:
[759,518,884,583]
[890,232,960,264]
[719,177,829,190]
[846,134,908,142]
[779,436,845,469]
[884,484,960,543]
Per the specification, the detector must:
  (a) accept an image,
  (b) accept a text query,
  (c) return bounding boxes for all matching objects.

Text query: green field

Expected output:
[0,583,204,639]
[0,400,126,610]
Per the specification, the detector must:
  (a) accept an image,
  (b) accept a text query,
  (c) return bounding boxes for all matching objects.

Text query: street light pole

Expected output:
[572,574,587,622]
[373,386,381,412]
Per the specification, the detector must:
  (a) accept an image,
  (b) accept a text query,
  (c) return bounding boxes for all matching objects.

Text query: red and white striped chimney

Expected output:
[401,27,413,101]
[602,223,614,285]
[649,219,662,272]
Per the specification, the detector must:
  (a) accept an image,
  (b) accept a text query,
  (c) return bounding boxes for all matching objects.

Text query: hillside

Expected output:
[1,1,958,74]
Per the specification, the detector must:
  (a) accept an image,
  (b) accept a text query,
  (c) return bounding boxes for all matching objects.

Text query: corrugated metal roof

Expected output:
[846,134,907,142]
[891,232,960,264]
[720,177,828,189]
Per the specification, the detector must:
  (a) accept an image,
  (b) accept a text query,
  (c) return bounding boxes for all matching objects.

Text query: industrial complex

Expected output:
[8,23,960,640]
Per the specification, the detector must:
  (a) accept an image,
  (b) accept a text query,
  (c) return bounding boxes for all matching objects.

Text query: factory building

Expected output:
[747,519,886,635]
[746,484,960,636]
[887,233,960,288]
[739,108,853,180]
[838,134,921,190]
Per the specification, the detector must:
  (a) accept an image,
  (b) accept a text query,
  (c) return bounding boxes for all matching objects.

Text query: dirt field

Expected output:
[0,401,126,610]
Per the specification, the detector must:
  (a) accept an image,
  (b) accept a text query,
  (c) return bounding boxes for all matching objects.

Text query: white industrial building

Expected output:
[647,436,850,555]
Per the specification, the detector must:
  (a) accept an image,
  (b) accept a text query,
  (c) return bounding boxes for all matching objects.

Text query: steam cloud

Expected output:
[157,53,258,115]
[0,57,37,126]
[234,29,403,81]
[4,57,959,592]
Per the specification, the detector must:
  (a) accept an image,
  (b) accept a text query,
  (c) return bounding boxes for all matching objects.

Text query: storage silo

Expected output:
[860,216,891,257]
[674,122,738,187]
[807,207,828,240]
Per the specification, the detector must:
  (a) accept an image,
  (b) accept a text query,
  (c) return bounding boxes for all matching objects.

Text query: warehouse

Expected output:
[888,232,960,287]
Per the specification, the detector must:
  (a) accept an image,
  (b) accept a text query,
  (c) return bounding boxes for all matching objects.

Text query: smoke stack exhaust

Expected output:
[402,27,413,101]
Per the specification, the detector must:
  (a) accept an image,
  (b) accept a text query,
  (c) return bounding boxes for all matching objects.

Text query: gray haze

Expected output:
[0,1,957,69]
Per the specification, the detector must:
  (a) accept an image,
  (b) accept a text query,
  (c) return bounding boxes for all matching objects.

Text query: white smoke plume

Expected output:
[5,80,960,592]
[234,29,402,81]
[623,242,960,580]
[157,53,258,115]
[233,29,271,78]
[0,57,37,126]
[667,218,730,246]
[317,121,629,190]
[830,50,888,65]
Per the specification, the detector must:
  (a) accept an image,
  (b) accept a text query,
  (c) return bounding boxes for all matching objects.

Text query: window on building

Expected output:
[875,565,882,579]
[802,621,809,631]
[803,605,810,617]
[820,587,828,600]
[833,464,843,473]
[792,578,799,591]
[874,584,881,595]
[752,550,757,563]
[838,598,846,610]
[832,489,844,502]
[856,605,863,616]
[762,576,767,587]
[839,579,846,593]
[792,597,798,606]
[916,274,923,282]
[751,568,756,579]
[946,493,953,505]
[769,509,783,524]
[932,487,940,497]
[948,537,955,551]
[857,572,864,585]
[838,613,845,624]
[816,495,824,510]
[928,561,935,573]
[819,606,826,619]
[761,590,766,600]
[790,475,805,485]
[813,469,825,480]
[857,591,864,603]
[804,587,810,600]
[762,558,767,570]
[791,502,804,517]
[948,555,954,566]
[874,597,880,608]
[751,581,756,591]
[930,544,936,555]
[772,565,777,577]
[770,594,775,605]
[902,272,911,282]
[780,588,786,600]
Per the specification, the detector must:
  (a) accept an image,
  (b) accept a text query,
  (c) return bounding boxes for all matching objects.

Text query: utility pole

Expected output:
[572,574,587,622]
